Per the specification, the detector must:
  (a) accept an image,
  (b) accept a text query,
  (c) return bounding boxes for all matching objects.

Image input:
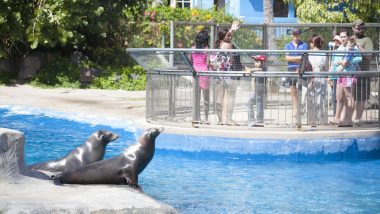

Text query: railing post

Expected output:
[263,24,268,50]
[168,75,175,118]
[378,76,380,128]
[169,20,175,67]
[146,73,152,119]
[210,23,215,49]
[168,21,176,118]
[161,32,165,48]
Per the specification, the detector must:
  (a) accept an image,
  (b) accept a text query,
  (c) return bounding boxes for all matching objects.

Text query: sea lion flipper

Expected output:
[125,177,142,192]
[121,169,140,190]
[53,177,62,186]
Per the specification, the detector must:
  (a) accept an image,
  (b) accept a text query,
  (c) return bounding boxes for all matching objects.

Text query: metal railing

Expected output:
[168,21,380,51]
[128,48,380,128]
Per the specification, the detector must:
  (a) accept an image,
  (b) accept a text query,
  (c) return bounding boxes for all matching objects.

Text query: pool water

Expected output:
[1,106,380,213]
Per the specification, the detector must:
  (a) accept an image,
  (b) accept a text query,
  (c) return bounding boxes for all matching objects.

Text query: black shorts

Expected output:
[354,77,370,101]
[283,68,299,87]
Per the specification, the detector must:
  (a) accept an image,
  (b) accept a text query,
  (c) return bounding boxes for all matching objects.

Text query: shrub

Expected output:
[0,72,17,85]
[30,57,81,88]
[91,65,146,91]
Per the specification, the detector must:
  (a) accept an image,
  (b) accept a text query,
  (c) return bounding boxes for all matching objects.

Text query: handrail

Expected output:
[129,48,380,129]
[127,48,380,55]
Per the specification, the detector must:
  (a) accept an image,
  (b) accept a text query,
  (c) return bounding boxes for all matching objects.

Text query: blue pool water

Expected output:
[1,106,380,213]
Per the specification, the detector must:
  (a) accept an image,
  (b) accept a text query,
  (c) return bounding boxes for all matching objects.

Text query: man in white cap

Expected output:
[352,19,373,125]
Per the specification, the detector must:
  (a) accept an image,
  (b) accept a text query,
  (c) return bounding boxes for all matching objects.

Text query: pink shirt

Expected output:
[192,50,210,89]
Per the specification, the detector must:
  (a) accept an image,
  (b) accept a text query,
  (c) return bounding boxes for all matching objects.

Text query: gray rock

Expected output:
[79,67,102,84]
[18,53,45,80]
[0,134,9,153]
[0,58,17,74]
[0,128,48,181]
[70,51,88,66]
[0,128,27,181]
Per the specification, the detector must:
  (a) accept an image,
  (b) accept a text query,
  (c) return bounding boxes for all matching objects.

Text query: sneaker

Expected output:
[353,119,361,126]
[226,120,239,126]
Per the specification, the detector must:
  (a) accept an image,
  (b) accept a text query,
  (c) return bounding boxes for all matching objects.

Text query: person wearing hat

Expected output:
[329,34,343,116]
[247,55,266,126]
[331,29,362,127]
[351,19,374,126]
[284,28,309,121]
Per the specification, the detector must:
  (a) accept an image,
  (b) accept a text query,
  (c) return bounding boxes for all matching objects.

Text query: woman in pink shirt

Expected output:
[191,30,210,123]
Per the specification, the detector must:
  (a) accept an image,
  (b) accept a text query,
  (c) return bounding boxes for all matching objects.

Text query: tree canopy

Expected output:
[286,0,380,23]
[0,0,147,61]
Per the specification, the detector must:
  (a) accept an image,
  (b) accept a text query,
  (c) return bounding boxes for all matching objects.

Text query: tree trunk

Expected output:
[263,0,277,50]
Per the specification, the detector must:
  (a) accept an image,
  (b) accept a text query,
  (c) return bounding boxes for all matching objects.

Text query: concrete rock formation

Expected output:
[0,128,177,214]
[0,128,25,181]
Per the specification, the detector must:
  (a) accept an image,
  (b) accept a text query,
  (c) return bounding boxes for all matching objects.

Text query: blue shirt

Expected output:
[330,45,362,74]
[284,41,308,70]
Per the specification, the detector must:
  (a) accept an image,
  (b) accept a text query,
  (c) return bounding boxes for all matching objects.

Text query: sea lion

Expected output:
[53,127,164,190]
[30,130,119,176]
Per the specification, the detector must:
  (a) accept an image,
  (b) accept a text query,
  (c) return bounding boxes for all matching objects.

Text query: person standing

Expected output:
[191,30,211,124]
[284,28,309,120]
[352,19,374,125]
[329,34,343,116]
[333,30,362,127]
[247,55,266,126]
[211,20,240,125]
[308,34,328,126]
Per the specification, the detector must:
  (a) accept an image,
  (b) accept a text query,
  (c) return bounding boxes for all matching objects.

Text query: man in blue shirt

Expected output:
[284,28,308,120]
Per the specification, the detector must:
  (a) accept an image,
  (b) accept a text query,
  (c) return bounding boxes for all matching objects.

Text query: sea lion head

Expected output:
[140,127,164,144]
[96,130,119,145]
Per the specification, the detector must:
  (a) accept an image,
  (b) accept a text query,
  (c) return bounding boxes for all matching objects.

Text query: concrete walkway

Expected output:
[1,85,379,139]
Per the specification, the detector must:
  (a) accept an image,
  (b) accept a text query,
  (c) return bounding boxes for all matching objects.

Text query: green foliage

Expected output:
[233,26,263,49]
[129,6,235,48]
[29,56,145,90]
[286,0,380,23]
[0,71,17,85]
[0,0,147,63]
[30,56,81,88]
[91,65,146,90]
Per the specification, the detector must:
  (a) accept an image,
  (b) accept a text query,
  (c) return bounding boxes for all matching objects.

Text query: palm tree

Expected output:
[263,0,277,50]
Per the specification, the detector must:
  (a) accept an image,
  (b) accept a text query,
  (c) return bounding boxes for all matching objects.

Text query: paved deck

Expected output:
[1,84,379,139]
